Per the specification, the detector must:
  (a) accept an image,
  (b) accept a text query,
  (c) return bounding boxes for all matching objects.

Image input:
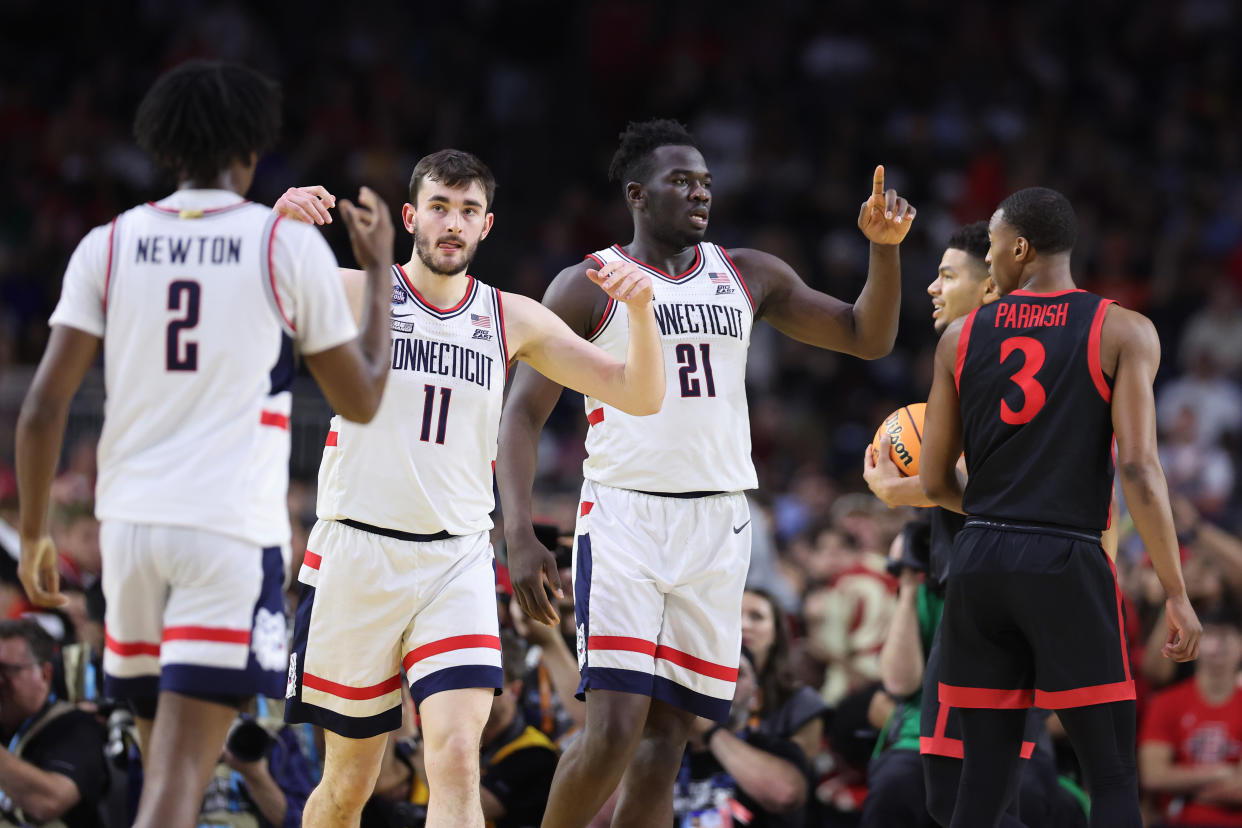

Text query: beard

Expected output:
[412,221,479,276]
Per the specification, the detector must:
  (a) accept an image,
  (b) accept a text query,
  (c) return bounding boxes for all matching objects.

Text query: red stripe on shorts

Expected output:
[304,550,322,570]
[655,645,739,681]
[586,408,605,425]
[403,634,502,672]
[580,501,594,516]
[163,626,250,645]
[325,431,338,447]
[304,671,402,700]
[589,636,657,656]
[260,410,290,429]
[105,632,160,657]
[1033,680,1135,709]
[939,683,1034,709]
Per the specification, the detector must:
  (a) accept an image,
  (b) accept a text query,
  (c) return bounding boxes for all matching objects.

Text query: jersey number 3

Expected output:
[166,280,201,372]
[999,336,1046,425]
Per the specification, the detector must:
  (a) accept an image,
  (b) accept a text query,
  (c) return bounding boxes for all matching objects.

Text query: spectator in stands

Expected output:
[675,646,810,827]
[479,630,560,828]
[1140,604,1242,827]
[1157,347,1242,454]
[0,618,108,827]
[742,588,827,763]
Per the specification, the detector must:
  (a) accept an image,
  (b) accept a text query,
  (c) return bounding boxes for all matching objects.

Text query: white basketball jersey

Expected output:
[48,189,358,548]
[582,243,757,493]
[316,267,509,536]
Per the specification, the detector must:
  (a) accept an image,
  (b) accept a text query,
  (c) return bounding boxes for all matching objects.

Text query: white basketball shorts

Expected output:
[284,519,502,739]
[573,481,751,722]
[100,521,288,704]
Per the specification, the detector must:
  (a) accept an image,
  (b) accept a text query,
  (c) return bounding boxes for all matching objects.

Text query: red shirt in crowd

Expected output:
[1140,679,1242,826]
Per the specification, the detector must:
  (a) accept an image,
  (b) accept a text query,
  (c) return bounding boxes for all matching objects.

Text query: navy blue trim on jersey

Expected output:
[259,211,296,337]
[161,662,284,699]
[574,532,593,675]
[630,489,729,499]
[652,675,732,722]
[492,287,510,379]
[340,518,452,542]
[268,332,296,395]
[103,674,160,706]
[394,265,480,320]
[576,665,651,701]
[610,244,706,284]
[587,297,618,342]
[409,665,503,708]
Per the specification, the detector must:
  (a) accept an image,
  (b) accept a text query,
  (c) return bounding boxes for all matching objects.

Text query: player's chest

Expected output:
[387,307,504,396]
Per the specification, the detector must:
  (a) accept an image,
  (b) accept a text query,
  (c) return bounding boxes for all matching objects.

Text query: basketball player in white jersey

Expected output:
[272,149,664,828]
[496,119,917,827]
[14,61,397,828]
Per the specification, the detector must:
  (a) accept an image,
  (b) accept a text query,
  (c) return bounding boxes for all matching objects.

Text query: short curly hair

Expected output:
[607,119,701,185]
[997,188,1077,255]
[134,59,281,186]
[946,221,991,262]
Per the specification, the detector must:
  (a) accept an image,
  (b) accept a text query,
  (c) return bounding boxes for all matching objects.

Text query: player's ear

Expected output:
[401,203,417,235]
[480,212,495,240]
[1013,236,1031,262]
[981,275,1000,304]
[625,181,646,211]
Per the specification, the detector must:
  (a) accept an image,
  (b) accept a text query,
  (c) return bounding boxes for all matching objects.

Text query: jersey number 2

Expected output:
[420,385,452,444]
[676,343,716,398]
[166,280,201,372]
[999,336,1046,424]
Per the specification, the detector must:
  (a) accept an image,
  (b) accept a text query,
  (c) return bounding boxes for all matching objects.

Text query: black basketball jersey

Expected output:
[957,289,1116,532]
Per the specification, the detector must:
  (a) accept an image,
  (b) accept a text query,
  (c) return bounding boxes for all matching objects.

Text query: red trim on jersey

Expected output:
[588,636,657,656]
[105,633,160,658]
[719,248,755,313]
[303,671,402,701]
[402,634,502,671]
[611,244,702,281]
[585,253,605,268]
[1034,680,1136,709]
[163,626,250,645]
[655,645,739,682]
[1107,552,1133,682]
[580,501,594,516]
[494,288,510,372]
[325,431,338,447]
[102,217,117,314]
[586,297,616,340]
[396,266,476,313]
[260,410,290,429]
[145,200,252,216]
[954,308,980,392]
[939,682,1034,709]
[587,636,739,681]
[1088,298,1117,402]
[1008,288,1086,298]
[267,216,296,331]
[304,550,322,570]
[586,408,605,426]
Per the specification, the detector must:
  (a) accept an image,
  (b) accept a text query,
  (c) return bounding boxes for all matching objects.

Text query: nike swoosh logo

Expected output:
[391,312,414,318]
[733,520,751,534]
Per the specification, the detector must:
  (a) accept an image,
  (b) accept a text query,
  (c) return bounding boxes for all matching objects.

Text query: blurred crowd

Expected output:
[2,0,1241,826]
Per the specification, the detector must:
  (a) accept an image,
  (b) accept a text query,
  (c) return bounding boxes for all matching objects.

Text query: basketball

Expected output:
[872,403,926,477]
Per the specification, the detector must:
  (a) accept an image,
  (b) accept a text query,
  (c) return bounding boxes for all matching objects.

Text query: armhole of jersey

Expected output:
[583,253,616,342]
[719,246,755,315]
[1088,299,1117,403]
[102,217,118,317]
[493,287,510,379]
[260,213,296,337]
[954,308,980,393]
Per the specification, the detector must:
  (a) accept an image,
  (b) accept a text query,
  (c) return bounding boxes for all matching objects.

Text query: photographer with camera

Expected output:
[198,697,315,828]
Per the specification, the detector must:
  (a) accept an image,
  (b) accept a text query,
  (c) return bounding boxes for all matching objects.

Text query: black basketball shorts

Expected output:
[938,519,1135,710]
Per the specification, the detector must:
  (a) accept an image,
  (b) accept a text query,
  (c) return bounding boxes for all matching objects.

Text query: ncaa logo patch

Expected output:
[392,283,409,305]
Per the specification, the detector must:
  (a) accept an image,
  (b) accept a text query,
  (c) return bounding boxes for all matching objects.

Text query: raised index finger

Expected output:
[873,165,885,198]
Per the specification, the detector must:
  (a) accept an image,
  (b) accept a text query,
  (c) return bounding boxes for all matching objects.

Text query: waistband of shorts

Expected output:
[625,488,733,499]
[339,518,453,543]
[964,517,1102,545]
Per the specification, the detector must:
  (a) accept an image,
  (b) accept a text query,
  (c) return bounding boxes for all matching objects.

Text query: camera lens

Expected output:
[226,716,270,763]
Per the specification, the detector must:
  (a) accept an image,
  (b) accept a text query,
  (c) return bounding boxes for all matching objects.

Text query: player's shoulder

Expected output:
[1101,303,1159,349]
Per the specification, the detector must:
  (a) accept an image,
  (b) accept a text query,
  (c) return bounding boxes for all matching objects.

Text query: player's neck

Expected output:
[624,228,698,276]
[178,159,254,196]
[402,258,471,308]
[1016,255,1075,294]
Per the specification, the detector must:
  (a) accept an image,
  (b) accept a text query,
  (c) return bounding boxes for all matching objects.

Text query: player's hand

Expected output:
[274,186,336,225]
[507,529,564,627]
[339,186,395,271]
[18,535,68,608]
[863,435,934,508]
[587,261,653,308]
[1163,592,1202,662]
[857,165,916,245]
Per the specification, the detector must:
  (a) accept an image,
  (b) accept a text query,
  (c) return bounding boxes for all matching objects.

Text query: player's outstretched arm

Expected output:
[741,166,915,359]
[920,319,966,513]
[16,326,100,607]
[497,263,608,627]
[1107,307,1200,662]
[302,186,395,423]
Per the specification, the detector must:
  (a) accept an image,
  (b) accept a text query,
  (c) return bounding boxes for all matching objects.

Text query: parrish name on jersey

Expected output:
[134,235,242,265]
[653,301,748,340]
[389,336,497,390]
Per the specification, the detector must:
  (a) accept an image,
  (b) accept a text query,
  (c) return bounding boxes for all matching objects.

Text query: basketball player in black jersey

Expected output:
[498,119,916,828]
[920,187,1201,827]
